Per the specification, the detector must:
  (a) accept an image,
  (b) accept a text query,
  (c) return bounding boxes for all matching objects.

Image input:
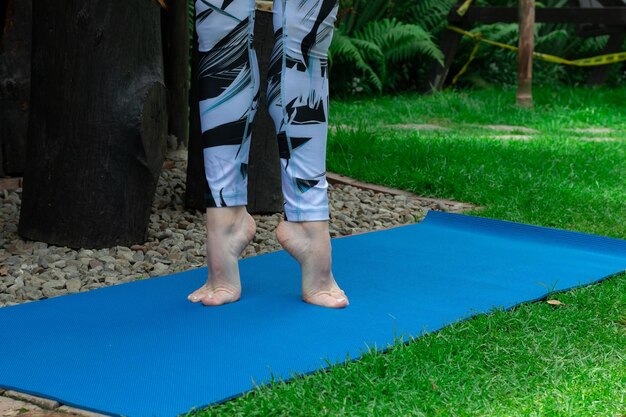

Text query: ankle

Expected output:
[206,206,247,224]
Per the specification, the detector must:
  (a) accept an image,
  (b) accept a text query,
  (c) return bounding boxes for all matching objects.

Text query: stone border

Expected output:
[0,390,109,417]
[326,172,479,212]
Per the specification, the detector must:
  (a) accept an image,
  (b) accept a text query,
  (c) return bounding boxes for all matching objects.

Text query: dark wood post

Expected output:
[185,24,207,210]
[18,0,168,249]
[247,1,282,214]
[185,1,282,214]
[587,30,626,86]
[163,0,190,148]
[517,0,535,107]
[0,0,32,176]
[421,0,469,93]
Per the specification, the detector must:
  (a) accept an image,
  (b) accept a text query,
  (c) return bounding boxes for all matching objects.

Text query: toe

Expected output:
[200,288,239,306]
[188,292,206,303]
[188,284,240,306]
[303,290,349,309]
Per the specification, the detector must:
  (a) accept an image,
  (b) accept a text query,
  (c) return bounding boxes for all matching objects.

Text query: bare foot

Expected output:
[276,220,349,308]
[187,206,256,306]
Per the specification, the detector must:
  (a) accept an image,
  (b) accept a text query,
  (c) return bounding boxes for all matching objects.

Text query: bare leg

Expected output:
[267,0,348,308]
[188,206,256,306]
[190,0,258,305]
[276,220,348,308]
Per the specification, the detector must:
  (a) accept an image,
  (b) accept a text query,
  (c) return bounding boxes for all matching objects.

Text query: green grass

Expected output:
[329,86,626,133]
[188,86,626,417]
[328,86,626,239]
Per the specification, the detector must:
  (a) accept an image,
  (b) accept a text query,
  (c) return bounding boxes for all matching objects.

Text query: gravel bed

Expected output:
[0,153,470,307]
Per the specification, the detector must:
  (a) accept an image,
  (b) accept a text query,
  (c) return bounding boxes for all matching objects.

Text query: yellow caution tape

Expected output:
[447,25,626,86]
[448,25,626,66]
[451,35,482,85]
[448,25,626,72]
[456,0,474,17]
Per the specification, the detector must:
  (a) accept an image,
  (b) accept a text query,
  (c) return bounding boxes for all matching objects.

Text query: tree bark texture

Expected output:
[247,4,282,214]
[185,25,207,210]
[18,0,168,249]
[0,0,31,176]
[185,3,282,214]
[517,0,535,107]
[162,0,190,149]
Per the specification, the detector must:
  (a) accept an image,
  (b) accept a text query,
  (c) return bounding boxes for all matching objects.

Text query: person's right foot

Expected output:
[187,206,256,306]
[276,220,349,308]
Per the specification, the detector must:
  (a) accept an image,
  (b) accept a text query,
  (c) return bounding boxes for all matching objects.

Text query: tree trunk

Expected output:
[185,24,208,210]
[0,0,32,176]
[18,0,168,249]
[517,0,535,107]
[185,2,282,214]
[163,0,190,149]
[247,3,282,214]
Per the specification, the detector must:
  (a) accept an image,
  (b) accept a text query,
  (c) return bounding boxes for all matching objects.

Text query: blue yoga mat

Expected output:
[1,211,625,417]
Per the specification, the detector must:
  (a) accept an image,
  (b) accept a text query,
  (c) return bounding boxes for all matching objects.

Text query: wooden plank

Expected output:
[576,24,625,37]
[450,7,626,24]
[0,177,22,190]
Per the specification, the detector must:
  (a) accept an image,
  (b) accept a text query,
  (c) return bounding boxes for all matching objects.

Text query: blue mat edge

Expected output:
[3,265,624,417]
[1,211,625,416]
[421,211,626,256]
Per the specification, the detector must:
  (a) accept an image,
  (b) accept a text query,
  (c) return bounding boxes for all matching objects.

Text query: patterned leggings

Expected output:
[195,0,339,221]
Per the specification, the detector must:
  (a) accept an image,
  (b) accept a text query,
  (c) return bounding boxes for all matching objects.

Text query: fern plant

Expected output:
[329,0,443,94]
[389,0,457,33]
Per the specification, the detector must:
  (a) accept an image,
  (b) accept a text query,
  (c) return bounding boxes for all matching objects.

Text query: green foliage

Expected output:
[329,30,385,93]
[448,0,626,87]
[331,0,626,93]
[337,0,390,34]
[329,0,443,95]
[389,0,456,33]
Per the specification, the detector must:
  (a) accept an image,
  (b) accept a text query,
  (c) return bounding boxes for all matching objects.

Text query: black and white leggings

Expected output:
[195,0,339,221]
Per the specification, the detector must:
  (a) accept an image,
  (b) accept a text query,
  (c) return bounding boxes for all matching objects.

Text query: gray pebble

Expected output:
[89,259,103,269]
[42,279,66,289]
[99,255,117,264]
[42,287,66,298]
[66,279,82,293]
[1,157,471,307]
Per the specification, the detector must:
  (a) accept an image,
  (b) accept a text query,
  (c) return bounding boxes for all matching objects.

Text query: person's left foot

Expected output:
[276,220,349,308]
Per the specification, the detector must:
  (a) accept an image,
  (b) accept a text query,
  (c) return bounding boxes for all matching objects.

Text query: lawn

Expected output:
[328,86,626,239]
[189,86,626,417]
